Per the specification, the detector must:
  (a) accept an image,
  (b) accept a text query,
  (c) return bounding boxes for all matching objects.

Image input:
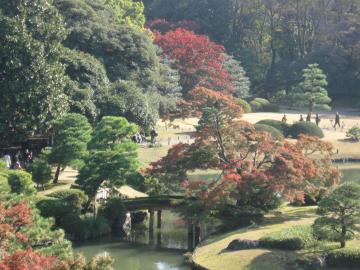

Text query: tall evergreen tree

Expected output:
[0,0,68,146]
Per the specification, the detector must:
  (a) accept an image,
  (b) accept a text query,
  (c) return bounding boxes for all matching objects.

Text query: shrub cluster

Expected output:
[256,120,290,136]
[254,124,284,140]
[288,122,324,138]
[237,99,252,113]
[259,225,316,250]
[326,249,360,268]
[250,98,279,112]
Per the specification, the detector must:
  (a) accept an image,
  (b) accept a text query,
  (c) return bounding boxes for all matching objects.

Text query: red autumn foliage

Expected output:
[0,250,57,270]
[154,28,234,94]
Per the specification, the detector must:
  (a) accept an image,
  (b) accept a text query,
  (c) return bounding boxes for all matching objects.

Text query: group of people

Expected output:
[2,149,33,170]
[131,129,159,145]
[282,112,343,129]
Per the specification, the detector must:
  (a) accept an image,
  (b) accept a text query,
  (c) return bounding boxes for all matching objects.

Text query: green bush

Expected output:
[61,213,111,240]
[346,127,360,141]
[0,174,10,194]
[98,198,127,226]
[254,124,284,140]
[288,122,324,138]
[253,98,270,106]
[327,249,360,268]
[259,225,316,250]
[250,100,262,112]
[237,99,252,113]
[7,170,36,195]
[256,120,290,136]
[36,197,72,222]
[48,189,88,213]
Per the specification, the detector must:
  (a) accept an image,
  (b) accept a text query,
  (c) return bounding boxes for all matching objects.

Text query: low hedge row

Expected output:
[259,225,316,250]
[250,98,279,112]
[256,120,324,138]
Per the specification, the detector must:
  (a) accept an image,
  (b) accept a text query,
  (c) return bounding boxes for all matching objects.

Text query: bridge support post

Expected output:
[156,210,162,247]
[149,208,154,244]
[187,221,194,251]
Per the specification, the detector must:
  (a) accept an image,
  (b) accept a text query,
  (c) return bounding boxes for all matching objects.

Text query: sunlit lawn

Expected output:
[193,205,360,270]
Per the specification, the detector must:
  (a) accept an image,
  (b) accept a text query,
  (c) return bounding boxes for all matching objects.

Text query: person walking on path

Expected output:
[3,153,12,169]
[282,114,287,123]
[315,114,321,126]
[299,115,304,122]
[306,112,312,122]
[334,112,341,129]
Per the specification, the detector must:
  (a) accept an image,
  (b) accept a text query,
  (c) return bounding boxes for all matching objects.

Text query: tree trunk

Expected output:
[53,165,61,184]
[340,226,346,248]
[309,101,314,113]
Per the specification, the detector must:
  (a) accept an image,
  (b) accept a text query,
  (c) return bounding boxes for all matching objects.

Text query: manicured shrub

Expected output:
[259,225,316,250]
[256,120,290,136]
[253,98,270,106]
[250,100,262,112]
[227,239,260,251]
[48,189,88,213]
[61,214,111,240]
[237,99,252,113]
[346,127,360,141]
[254,124,284,140]
[327,249,360,268]
[36,197,72,222]
[7,170,35,195]
[0,174,10,193]
[288,122,324,138]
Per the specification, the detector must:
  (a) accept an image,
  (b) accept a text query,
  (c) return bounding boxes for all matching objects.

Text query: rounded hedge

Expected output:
[237,99,252,113]
[48,189,88,212]
[254,124,284,140]
[7,170,35,195]
[36,197,72,222]
[253,98,270,106]
[288,122,324,138]
[250,100,262,112]
[98,198,127,226]
[256,119,290,136]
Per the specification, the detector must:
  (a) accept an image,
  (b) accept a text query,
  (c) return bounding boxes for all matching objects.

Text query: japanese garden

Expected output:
[1,1,360,270]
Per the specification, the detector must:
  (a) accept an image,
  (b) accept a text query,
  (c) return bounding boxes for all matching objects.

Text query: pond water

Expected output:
[74,163,360,270]
[337,162,360,184]
[74,211,192,270]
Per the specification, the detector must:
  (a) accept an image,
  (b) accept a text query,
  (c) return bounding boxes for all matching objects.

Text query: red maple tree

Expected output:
[154,28,234,95]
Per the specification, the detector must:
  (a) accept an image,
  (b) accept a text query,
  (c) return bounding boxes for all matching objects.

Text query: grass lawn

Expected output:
[193,205,360,270]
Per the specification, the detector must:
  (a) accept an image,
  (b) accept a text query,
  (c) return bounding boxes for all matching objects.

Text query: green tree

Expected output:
[28,149,53,190]
[77,116,139,209]
[313,183,360,248]
[0,0,69,146]
[62,49,111,122]
[100,0,146,30]
[49,114,92,184]
[7,170,36,195]
[294,64,331,112]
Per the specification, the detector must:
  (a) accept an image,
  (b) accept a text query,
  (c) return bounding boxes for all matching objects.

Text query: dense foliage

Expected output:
[144,0,360,100]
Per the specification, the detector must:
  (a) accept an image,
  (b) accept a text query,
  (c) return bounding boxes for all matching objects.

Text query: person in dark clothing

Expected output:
[282,114,287,123]
[334,112,341,128]
[306,112,312,122]
[299,115,304,122]
[315,114,321,126]
[150,129,158,144]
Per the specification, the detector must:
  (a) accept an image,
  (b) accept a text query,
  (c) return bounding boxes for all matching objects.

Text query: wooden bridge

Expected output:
[122,195,200,250]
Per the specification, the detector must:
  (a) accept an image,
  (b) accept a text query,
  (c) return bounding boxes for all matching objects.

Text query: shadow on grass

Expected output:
[247,250,298,270]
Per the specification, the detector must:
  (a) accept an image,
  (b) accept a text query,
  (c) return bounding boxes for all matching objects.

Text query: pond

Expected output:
[337,162,360,184]
[74,211,193,270]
